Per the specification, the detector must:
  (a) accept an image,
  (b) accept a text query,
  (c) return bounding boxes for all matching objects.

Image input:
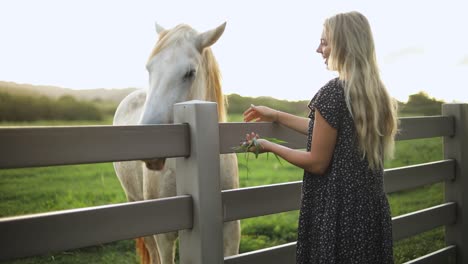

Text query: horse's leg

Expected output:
[223,220,241,256]
[143,236,160,264]
[113,161,144,202]
[143,163,177,264]
[219,154,241,257]
[154,232,177,264]
[117,165,159,264]
[151,161,177,264]
[114,161,159,263]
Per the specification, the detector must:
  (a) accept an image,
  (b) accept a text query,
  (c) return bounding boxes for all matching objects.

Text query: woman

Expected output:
[243,11,398,263]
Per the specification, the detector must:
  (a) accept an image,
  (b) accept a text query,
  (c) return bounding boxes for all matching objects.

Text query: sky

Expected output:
[1,0,467,103]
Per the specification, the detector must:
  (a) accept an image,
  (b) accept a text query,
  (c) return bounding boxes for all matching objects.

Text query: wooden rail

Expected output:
[0,196,192,261]
[0,124,189,169]
[0,116,455,169]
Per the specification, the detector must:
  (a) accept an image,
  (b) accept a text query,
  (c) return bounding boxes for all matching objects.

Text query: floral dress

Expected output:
[295,78,394,264]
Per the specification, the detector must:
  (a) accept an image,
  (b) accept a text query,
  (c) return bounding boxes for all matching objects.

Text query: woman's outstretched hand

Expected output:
[243,104,278,123]
[242,132,269,154]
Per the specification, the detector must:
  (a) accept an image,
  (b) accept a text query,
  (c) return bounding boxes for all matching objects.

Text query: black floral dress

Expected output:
[296,78,394,264]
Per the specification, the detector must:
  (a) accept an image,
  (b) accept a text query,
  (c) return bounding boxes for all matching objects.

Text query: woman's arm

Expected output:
[275,110,310,135]
[257,110,337,175]
[243,105,310,135]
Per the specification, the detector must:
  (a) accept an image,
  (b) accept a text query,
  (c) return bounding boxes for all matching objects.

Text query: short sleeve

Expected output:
[308,79,345,129]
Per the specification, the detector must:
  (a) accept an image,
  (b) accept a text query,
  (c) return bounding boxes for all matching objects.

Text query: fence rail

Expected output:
[0,124,190,169]
[0,102,467,264]
[0,196,192,261]
[0,116,455,169]
[224,244,458,264]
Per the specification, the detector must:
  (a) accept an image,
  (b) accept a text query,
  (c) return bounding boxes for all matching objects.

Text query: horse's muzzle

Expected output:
[143,158,166,170]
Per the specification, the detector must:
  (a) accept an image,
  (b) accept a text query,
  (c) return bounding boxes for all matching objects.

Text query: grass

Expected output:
[0,163,126,217]
[0,163,136,264]
[0,118,448,263]
[4,242,137,264]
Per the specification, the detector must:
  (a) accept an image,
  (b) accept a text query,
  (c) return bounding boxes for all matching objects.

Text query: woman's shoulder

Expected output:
[308,78,346,115]
[316,78,345,101]
[308,78,347,127]
[323,77,344,91]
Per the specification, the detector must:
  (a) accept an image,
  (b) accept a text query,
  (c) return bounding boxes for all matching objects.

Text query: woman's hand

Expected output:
[243,104,278,123]
[242,132,270,154]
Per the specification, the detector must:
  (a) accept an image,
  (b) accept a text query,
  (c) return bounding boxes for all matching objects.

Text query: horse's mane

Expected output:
[147,25,227,122]
[201,48,227,122]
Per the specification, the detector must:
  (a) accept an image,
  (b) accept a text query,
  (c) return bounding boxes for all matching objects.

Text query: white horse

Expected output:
[113,22,240,264]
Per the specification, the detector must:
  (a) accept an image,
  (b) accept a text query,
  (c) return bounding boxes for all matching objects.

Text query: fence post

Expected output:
[174,100,223,264]
[443,103,468,264]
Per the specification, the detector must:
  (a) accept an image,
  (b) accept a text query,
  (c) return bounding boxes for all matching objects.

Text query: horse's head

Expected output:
[141,22,227,170]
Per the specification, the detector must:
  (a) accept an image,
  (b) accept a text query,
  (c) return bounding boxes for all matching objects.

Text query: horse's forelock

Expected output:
[147,24,194,63]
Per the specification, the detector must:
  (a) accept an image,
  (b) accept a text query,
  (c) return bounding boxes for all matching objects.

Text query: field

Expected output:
[0,117,446,264]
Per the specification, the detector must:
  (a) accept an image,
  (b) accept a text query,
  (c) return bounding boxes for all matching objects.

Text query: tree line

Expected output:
[0,92,103,121]
[0,90,445,122]
[226,94,310,116]
[227,91,445,116]
[398,91,444,116]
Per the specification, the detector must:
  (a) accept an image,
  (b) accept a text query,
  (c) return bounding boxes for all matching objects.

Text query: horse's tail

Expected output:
[136,237,151,264]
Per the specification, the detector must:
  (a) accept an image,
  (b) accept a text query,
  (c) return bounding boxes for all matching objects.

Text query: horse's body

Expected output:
[113,23,240,264]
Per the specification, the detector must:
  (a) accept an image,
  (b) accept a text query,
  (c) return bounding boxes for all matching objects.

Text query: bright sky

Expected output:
[1,0,467,103]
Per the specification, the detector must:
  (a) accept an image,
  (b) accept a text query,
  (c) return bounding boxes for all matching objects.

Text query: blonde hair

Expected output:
[147,24,227,122]
[200,48,227,122]
[324,11,398,170]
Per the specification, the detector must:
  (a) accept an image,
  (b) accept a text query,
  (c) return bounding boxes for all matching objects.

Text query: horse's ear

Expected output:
[196,22,226,51]
[155,22,165,34]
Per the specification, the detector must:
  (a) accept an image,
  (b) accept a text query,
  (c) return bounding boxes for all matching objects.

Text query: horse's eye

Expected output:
[183,69,196,80]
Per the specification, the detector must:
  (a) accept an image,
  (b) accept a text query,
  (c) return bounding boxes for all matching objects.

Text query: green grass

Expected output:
[4,242,137,264]
[0,163,126,217]
[0,119,448,263]
[0,163,136,264]
[227,113,244,122]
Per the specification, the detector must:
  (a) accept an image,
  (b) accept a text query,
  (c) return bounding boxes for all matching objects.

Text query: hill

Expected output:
[0,81,137,103]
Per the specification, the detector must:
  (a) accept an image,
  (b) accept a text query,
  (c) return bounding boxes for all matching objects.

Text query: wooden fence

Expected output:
[0,101,467,264]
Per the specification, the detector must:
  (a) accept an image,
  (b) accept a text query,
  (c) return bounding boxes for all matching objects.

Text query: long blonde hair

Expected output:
[324,11,398,170]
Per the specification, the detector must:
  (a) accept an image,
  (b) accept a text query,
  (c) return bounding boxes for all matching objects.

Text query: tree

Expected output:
[400,91,444,116]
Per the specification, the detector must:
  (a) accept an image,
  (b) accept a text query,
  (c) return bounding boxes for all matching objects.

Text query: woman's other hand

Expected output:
[242,132,269,154]
[243,104,278,122]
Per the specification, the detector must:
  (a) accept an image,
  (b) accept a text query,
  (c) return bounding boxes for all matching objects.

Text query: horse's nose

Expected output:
[143,158,166,170]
